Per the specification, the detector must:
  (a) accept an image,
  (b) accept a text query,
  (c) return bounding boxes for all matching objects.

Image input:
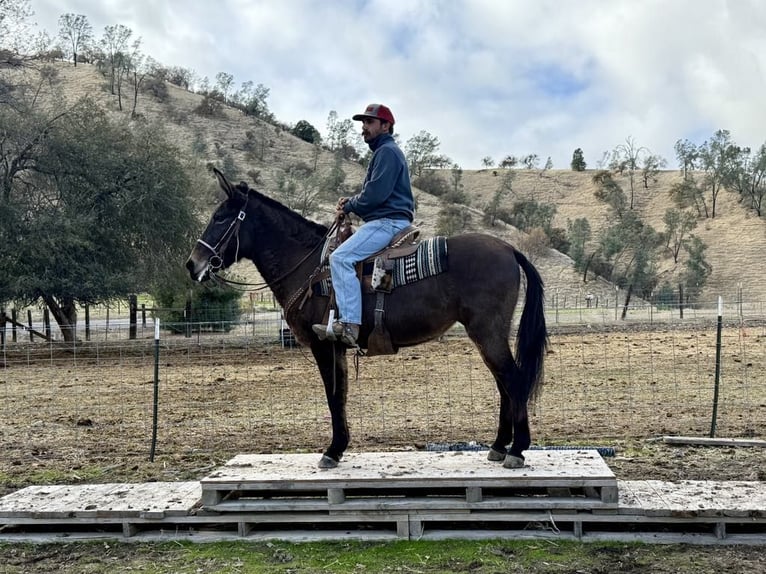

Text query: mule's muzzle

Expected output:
[186,256,210,283]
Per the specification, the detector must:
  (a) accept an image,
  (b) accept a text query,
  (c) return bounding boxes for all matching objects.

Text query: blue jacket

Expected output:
[344,133,414,222]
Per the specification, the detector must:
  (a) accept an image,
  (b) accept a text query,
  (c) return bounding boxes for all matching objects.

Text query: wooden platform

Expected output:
[0,451,764,544]
[199,450,619,508]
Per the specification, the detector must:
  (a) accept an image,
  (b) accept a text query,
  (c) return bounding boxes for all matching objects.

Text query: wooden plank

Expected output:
[200,451,616,494]
[623,480,673,518]
[663,436,766,448]
[642,481,766,519]
[0,482,199,520]
[206,495,618,514]
[614,480,648,516]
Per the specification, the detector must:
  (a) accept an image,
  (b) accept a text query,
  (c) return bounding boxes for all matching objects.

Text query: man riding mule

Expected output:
[312,103,415,346]
[186,168,547,470]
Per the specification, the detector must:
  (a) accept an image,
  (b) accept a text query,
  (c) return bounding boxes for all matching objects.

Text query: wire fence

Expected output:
[3,293,764,345]
[0,298,764,469]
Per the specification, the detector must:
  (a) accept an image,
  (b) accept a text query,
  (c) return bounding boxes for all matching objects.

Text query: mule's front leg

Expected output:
[311,341,350,468]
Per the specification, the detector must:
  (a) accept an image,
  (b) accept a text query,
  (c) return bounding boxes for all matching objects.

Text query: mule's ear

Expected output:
[213,168,236,199]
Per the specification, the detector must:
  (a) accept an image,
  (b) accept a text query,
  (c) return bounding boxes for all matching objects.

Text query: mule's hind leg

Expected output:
[487,391,513,462]
[466,327,528,467]
[486,345,532,468]
[311,341,350,468]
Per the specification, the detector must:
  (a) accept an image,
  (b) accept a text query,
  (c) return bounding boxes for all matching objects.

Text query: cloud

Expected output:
[28,0,766,169]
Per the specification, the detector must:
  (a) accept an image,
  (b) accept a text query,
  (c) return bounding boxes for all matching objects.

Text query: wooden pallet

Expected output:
[199,450,619,509]
[0,482,201,538]
[0,451,764,544]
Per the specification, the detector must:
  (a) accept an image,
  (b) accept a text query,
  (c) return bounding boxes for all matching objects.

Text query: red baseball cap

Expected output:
[352,103,395,125]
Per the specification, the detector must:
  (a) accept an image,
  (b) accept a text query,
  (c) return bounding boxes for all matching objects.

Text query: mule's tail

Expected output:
[514,249,549,405]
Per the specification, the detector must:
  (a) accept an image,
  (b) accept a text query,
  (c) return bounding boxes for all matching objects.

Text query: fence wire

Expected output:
[1,303,764,471]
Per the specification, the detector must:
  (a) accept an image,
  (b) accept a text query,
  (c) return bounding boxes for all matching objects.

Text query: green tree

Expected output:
[592,170,627,216]
[571,148,586,171]
[669,177,708,218]
[674,138,699,180]
[412,169,449,198]
[499,155,518,169]
[640,154,667,189]
[483,170,514,226]
[57,13,92,66]
[662,208,697,263]
[318,153,349,201]
[444,163,468,205]
[236,80,272,120]
[153,268,242,333]
[436,204,471,236]
[681,235,712,301]
[567,217,591,271]
[522,154,539,169]
[619,226,659,319]
[698,129,740,218]
[291,119,321,144]
[508,199,556,233]
[0,69,200,341]
[727,142,766,216]
[404,130,451,177]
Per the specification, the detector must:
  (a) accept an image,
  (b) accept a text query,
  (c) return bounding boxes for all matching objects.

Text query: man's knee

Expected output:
[330,249,356,270]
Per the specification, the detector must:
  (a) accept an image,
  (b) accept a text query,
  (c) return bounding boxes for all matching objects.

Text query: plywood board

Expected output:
[0,482,200,520]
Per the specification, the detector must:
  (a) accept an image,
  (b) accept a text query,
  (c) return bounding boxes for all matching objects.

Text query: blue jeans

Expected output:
[329,217,412,325]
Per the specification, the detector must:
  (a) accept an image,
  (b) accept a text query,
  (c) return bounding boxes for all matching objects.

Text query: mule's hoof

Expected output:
[487,448,506,462]
[318,455,339,469]
[503,454,525,469]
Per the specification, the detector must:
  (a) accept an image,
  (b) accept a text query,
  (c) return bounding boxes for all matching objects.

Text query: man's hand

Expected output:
[336,197,349,217]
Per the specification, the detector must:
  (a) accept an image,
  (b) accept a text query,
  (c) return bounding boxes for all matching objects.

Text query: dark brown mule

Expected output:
[186,169,548,469]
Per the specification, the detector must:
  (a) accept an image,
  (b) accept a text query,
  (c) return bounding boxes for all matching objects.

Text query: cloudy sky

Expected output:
[24,0,766,169]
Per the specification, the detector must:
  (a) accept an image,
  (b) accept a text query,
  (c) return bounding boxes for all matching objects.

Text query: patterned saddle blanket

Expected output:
[316,234,448,295]
[371,236,448,291]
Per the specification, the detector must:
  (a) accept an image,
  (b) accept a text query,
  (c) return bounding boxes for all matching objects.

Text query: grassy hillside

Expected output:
[48,62,766,308]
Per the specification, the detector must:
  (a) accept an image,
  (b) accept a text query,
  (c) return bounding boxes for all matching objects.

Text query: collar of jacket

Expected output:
[367,132,393,152]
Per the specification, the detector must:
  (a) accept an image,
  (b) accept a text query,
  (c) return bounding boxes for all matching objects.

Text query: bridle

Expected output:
[195,203,248,280]
[195,198,343,308]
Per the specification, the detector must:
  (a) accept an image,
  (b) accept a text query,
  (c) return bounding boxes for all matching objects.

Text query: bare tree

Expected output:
[325,110,354,153]
[0,0,33,54]
[100,23,132,95]
[215,71,234,103]
[57,13,92,66]
[610,136,649,209]
[129,54,158,117]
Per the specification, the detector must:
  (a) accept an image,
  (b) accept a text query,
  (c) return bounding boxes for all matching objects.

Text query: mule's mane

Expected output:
[241,183,329,249]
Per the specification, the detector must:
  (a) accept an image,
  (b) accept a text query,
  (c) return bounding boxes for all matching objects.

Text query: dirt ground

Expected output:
[0,323,765,573]
[1,323,765,492]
